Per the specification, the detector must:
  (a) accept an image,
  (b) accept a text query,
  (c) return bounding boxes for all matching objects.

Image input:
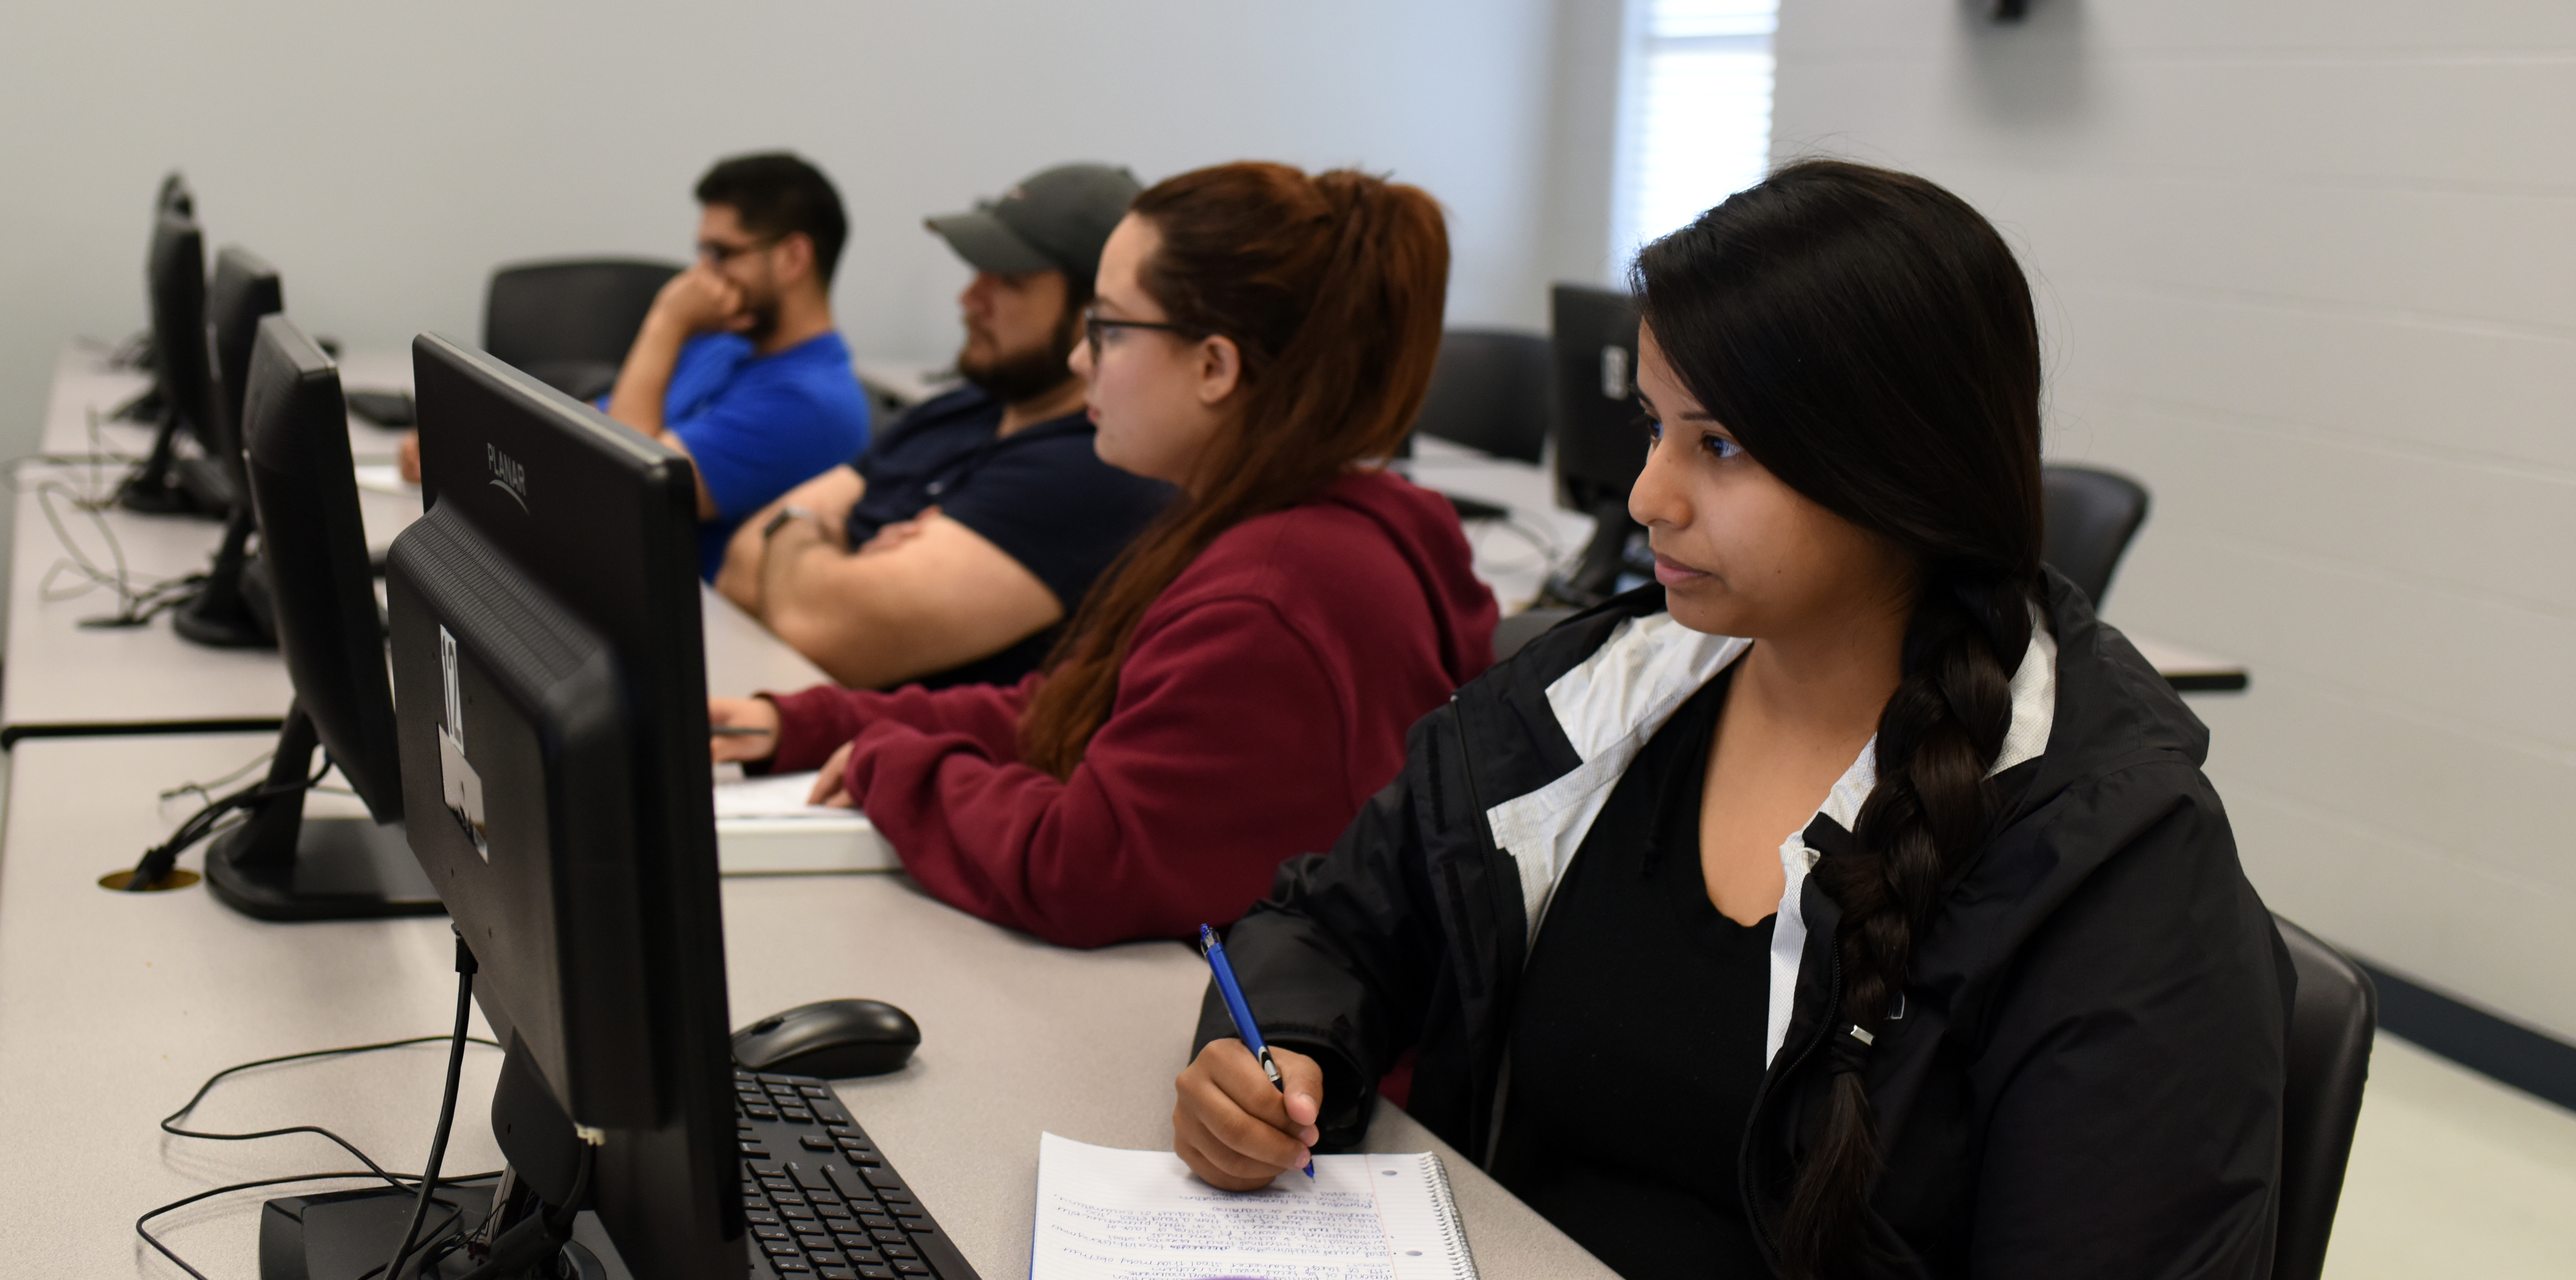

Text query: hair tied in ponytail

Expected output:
[1825,1024,1876,1077]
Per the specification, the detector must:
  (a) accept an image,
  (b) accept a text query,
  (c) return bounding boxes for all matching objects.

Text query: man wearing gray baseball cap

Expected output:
[716,163,1176,692]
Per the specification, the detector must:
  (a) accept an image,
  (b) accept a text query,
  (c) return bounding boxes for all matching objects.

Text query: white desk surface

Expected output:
[0,732,1612,1280]
[35,341,416,463]
[2,461,827,741]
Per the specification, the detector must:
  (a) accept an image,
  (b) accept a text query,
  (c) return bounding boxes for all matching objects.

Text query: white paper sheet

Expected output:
[713,769,842,819]
[1032,1133,1477,1280]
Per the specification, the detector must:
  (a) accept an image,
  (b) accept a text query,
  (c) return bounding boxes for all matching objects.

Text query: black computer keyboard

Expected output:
[735,1069,980,1280]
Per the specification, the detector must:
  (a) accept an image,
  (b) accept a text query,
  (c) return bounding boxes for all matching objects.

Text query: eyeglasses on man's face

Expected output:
[1082,308,1200,362]
[697,236,781,267]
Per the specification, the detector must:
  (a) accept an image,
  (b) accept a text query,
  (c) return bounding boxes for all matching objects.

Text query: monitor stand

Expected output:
[172,506,276,649]
[117,409,233,519]
[203,701,442,922]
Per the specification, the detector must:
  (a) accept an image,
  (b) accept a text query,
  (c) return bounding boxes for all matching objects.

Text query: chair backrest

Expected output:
[482,258,683,400]
[1492,605,1575,663]
[1414,329,1551,464]
[2270,914,2378,1280]
[2040,464,2150,608]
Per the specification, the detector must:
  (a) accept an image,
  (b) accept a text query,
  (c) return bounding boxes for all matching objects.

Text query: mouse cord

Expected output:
[134,1032,504,1280]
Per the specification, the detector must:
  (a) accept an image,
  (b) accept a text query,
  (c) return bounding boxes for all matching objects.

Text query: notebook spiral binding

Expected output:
[1423,1153,1480,1279]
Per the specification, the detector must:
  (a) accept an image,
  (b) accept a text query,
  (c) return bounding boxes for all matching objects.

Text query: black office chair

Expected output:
[2270,915,2377,1280]
[1414,329,1551,465]
[1493,606,1574,663]
[2041,464,2150,608]
[482,258,684,402]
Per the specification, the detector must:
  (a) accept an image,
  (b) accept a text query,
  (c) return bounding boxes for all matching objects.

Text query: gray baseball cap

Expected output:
[925,163,1144,290]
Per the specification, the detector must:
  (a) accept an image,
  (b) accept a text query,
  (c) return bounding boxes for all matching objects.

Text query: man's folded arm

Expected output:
[758,514,1061,689]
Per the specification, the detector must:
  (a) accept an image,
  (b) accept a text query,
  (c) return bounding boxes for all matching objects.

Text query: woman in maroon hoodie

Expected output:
[708,161,1498,948]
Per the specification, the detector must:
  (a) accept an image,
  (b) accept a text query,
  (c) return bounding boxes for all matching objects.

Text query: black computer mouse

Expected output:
[732,999,921,1078]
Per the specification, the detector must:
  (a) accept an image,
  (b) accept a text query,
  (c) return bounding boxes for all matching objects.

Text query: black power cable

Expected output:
[134,1032,503,1280]
[123,749,331,891]
[385,935,479,1280]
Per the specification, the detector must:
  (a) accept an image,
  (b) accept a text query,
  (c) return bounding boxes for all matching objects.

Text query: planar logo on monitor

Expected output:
[486,443,528,513]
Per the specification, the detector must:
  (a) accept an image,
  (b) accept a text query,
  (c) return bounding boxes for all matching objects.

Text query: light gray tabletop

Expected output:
[2,461,826,742]
[0,733,1612,1280]
[35,341,416,464]
[0,462,423,742]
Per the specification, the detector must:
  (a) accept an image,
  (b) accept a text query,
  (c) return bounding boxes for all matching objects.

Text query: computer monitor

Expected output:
[378,334,738,1278]
[173,247,286,649]
[119,204,233,518]
[157,170,194,218]
[1544,283,1651,605]
[199,314,437,921]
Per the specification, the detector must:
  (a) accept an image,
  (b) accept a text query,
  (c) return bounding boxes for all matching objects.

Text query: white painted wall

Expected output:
[0,0,1559,448]
[1772,1,2576,1039]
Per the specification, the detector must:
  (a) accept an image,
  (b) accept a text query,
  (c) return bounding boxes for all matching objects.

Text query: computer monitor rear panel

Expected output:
[241,315,401,821]
[393,333,739,1280]
[147,212,213,442]
[207,248,284,488]
[1548,284,1646,512]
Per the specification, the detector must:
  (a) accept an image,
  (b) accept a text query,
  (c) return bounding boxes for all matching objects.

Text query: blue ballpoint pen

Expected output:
[1198,924,1315,1179]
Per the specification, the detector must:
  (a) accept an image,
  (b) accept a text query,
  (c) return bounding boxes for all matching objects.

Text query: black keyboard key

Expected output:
[817,1203,853,1221]
[824,1165,877,1202]
[883,1244,918,1261]
[859,1213,895,1229]
[758,1073,797,1085]
[895,1263,931,1276]
[797,1233,833,1252]
[811,1102,853,1125]
[741,1144,771,1158]
[763,1240,801,1257]
[801,1135,836,1151]
[870,1228,904,1244]
[781,1205,817,1222]
[856,1268,895,1280]
[747,1210,779,1226]
[788,1161,834,1191]
[781,1108,816,1123]
[754,1226,791,1242]
[826,1124,861,1139]
[746,1104,779,1120]
[773,1262,812,1275]
[864,1169,906,1192]
[748,1159,786,1177]
[808,1250,846,1267]
[819,1269,857,1280]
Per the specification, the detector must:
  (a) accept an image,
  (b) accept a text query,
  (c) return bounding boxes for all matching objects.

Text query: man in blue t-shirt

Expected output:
[716,163,1175,690]
[599,152,872,579]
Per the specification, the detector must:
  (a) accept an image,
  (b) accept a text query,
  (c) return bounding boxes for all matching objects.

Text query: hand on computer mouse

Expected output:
[709,696,780,762]
[806,741,859,808]
[1174,1038,1323,1192]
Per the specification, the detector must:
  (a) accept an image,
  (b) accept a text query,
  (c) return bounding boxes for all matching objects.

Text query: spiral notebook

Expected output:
[1032,1132,1477,1280]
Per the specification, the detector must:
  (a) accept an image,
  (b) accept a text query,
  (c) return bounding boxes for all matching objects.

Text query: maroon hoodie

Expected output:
[762,469,1497,948]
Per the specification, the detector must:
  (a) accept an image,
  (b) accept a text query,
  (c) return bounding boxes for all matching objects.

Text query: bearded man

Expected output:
[715,163,1174,689]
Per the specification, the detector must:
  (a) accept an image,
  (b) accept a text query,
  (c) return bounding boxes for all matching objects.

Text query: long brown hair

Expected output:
[1017,162,1450,778]
[1637,161,2042,1277]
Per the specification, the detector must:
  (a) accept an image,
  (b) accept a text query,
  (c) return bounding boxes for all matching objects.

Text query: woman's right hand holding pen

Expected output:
[1173,1039,1324,1191]
[708,696,780,764]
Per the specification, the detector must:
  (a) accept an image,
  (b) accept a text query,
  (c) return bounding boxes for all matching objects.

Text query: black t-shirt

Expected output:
[844,387,1174,688]
[1489,669,1775,1280]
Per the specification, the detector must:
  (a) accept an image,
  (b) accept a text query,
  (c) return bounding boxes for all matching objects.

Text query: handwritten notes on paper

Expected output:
[1032,1133,1476,1280]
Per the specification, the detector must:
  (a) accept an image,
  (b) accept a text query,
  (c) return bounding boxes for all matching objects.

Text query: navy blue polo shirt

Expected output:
[846,386,1174,687]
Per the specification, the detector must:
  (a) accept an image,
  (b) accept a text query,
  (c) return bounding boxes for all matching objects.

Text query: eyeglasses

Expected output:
[697,236,781,266]
[1082,309,1201,361]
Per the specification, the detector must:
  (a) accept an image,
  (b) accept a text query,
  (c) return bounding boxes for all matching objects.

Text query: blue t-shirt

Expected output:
[630,330,870,579]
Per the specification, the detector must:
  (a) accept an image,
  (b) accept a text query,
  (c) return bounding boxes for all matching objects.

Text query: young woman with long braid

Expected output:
[1172,161,2292,1279]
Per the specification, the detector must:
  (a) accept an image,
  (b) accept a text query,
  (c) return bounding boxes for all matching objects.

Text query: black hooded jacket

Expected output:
[1198,573,2295,1278]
